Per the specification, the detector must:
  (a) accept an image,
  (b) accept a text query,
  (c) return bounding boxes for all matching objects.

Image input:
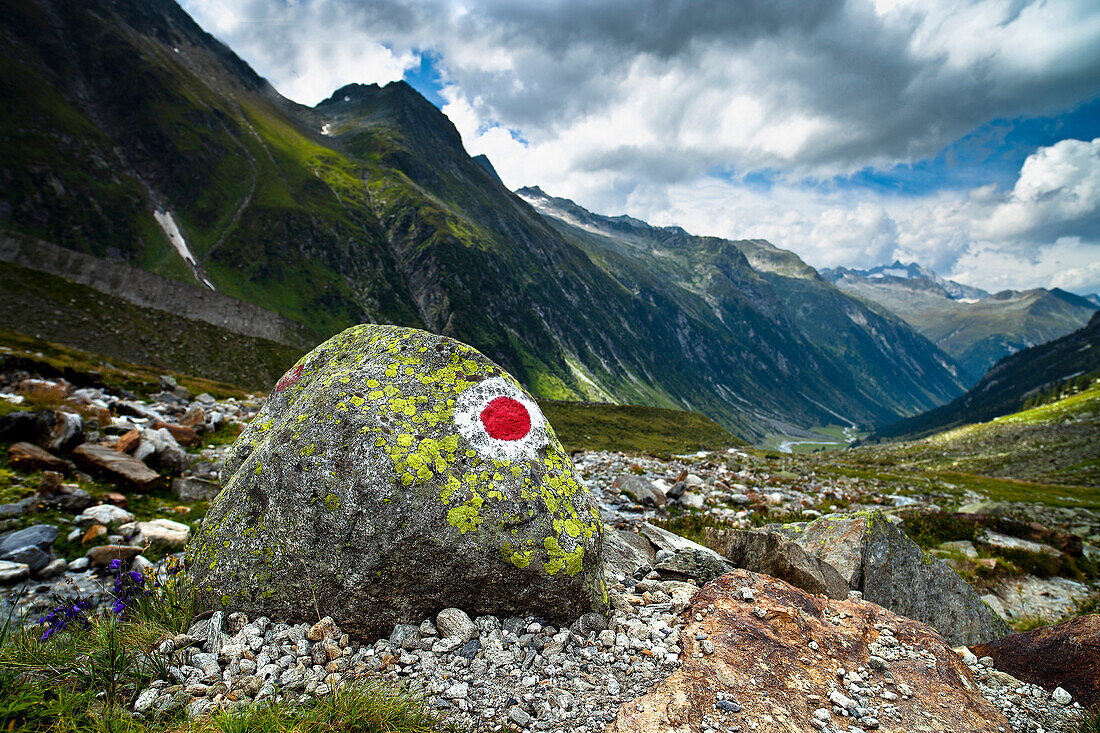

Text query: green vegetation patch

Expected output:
[538,400,745,455]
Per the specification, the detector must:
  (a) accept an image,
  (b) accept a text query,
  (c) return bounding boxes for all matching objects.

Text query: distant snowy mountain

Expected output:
[822,263,1098,384]
[824,260,989,301]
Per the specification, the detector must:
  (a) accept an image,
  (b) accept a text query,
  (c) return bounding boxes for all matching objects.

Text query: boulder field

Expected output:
[185,325,607,636]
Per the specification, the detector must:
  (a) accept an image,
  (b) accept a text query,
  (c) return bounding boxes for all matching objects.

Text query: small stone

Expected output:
[436,608,477,642]
[739,587,755,602]
[867,655,888,671]
[133,687,158,714]
[1052,687,1072,705]
[307,616,339,642]
[82,524,107,545]
[36,558,67,578]
[716,700,742,712]
[0,560,30,584]
[444,681,469,699]
[76,504,136,528]
[86,544,142,565]
[508,706,533,727]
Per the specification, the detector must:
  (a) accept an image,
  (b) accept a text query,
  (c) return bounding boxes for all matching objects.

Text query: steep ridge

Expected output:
[824,264,1097,384]
[873,311,1100,441]
[0,0,966,440]
[518,187,966,430]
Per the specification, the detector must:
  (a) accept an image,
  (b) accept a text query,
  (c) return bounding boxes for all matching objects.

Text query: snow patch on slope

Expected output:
[154,210,215,290]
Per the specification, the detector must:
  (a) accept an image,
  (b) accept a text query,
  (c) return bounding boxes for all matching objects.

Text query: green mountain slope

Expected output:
[0,0,967,441]
[518,187,966,431]
[852,377,1100,489]
[824,266,1097,384]
[873,311,1100,441]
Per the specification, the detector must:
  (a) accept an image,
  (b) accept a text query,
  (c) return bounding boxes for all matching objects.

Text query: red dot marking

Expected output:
[479,396,531,441]
[276,363,303,393]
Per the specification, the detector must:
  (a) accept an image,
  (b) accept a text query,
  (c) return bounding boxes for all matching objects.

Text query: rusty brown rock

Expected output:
[152,422,201,448]
[606,569,1013,733]
[73,443,161,489]
[82,524,107,545]
[103,492,128,508]
[179,406,205,428]
[114,430,141,454]
[971,614,1100,708]
[86,544,142,566]
[8,442,69,472]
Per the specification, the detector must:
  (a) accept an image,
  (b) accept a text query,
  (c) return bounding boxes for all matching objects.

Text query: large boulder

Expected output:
[766,512,1010,646]
[185,325,606,638]
[607,569,1013,733]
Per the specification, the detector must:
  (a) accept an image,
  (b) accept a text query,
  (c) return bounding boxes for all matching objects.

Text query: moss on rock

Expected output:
[185,325,606,637]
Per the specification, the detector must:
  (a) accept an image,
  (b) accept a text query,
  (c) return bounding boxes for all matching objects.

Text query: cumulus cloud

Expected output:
[616,139,1100,293]
[983,138,1100,242]
[181,0,1100,171]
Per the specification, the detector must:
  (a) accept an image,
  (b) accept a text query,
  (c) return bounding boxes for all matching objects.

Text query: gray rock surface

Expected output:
[611,475,665,507]
[0,524,59,557]
[705,526,849,598]
[186,325,606,637]
[76,504,136,528]
[771,511,1010,646]
[173,476,221,501]
[0,524,59,573]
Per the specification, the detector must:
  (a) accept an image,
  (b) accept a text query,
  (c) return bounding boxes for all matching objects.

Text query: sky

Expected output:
[179,0,1100,295]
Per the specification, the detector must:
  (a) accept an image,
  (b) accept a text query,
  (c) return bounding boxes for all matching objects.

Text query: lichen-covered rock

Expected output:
[186,325,606,637]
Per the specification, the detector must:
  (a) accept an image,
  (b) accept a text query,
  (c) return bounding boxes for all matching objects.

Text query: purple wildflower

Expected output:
[36,595,93,641]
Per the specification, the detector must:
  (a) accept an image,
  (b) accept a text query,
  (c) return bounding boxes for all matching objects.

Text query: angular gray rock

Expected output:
[769,511,1010,646]
[436,608,477,642]
[611,475,665,507]
[173,476,221,501]
[73,443,161,489]
[186,325,607,638]
[602,529,657,578]
[76,504,136,528]
[0,524,58,556]
[705,526,849,599]
[0,524,58,573]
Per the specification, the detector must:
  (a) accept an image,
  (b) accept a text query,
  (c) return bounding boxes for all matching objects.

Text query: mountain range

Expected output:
[0,0,972,440]
[872,311,1100,442]
[823,262,1097,384]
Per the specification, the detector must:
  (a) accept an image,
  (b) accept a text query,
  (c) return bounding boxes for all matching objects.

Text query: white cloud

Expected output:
[568,139,1100,293]
[984,138,1100,241]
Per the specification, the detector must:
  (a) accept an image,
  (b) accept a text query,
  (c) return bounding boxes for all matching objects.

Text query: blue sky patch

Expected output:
[404,50,447,109]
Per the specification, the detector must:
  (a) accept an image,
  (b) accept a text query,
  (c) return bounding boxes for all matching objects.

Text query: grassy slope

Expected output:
[0,261,302,390]
[837,379,1100,501]
[539,400,745,455]
[875,312,1100,441]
